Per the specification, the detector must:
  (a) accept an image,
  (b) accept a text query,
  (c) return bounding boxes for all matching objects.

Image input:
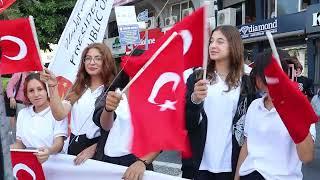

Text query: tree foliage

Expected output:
[1,0,77,50]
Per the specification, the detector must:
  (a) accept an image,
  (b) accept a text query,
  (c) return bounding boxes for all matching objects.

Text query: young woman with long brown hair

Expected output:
[185,25,256,180]
[41,43,117,165]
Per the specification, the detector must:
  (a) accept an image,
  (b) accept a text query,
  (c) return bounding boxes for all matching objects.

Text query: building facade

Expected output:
[106,0,320,88]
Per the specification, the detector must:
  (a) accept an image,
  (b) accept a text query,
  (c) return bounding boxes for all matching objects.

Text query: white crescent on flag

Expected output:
[0,35,27,60]
[179,30,192,55]
[148,72,180,111]
[13,163,36,180]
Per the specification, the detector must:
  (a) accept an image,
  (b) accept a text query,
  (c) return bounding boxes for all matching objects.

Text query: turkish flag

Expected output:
[129,35,192,157]
[0,17,43,74]
[264,56,318,143]
[121,7,205,77]
[11,150,45,180]
[0,0,16,14]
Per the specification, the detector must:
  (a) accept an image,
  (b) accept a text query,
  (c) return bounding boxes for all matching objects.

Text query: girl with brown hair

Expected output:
[11,73,68,164]
[41,43,117,165]
[185,25,256,180]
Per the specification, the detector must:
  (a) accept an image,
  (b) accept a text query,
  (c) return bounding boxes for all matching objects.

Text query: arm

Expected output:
[40,68,71,120]
[6,73,18,98]
[123,152,161,180]
[296,133,315,163]
[35,136,64,164]
[73,143,97,165]
[235,140,248,180]
[10,139,26,149]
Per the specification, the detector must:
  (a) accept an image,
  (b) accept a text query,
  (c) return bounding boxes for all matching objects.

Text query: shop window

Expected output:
[230,2,245,26]
[277,0,299,16]
[299,0,310,11]
[170,0,194,21]
[245,0,256,23]
[266,0,276,19]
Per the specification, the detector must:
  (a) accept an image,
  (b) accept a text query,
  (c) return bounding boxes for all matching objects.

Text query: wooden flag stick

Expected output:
[202,3,209,80]
[121,32,179,94]
[28,16,51,96]
[266,31,282,69]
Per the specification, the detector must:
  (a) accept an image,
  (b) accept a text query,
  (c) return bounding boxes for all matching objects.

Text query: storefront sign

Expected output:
[239,19,277,39]
[306,4,320,34]
[126,28,164,52]
[104,37,126,57]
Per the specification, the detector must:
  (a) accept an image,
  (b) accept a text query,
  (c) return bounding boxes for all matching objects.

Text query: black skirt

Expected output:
[67,133,99,156]
[102,154,154,171]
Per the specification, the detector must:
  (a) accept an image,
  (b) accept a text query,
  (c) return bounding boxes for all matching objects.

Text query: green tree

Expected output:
[1,0,77,50]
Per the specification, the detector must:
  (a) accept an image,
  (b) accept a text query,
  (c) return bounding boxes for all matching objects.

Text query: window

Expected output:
[267,0,310,18]
[277,0,299,16]
[266,0,276,19]
[245,0,256,23]
[170,0,194,21]
[230,2,245,26]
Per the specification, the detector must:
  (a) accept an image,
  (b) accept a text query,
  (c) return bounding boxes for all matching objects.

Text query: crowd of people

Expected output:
[2,25,320,180]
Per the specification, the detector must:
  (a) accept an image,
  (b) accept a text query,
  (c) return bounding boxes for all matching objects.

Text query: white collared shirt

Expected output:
[69,86,104,139]
[199,75,241,173]
[16,106,68,148]
[104,94,132,157]
[239,97,316,180]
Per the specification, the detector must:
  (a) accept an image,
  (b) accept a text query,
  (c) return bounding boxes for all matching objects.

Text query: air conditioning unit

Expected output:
[182,8,194,18]
[165,16,178,26]
[146,16,156,29]
[217,8,236,26]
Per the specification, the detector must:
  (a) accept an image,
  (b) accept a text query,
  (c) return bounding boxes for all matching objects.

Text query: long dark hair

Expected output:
[23,73,48,105]
[66,43,117,104]
[201,25,244,92]
[250,49,290,86]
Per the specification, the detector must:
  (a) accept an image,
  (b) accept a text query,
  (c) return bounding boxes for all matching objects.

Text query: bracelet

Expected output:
[136,158,148,167]
[104,106,113,112]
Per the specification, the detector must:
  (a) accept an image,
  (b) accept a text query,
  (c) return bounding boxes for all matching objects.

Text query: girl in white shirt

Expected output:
[11,73,68,164]
[235,50,316,180]
[41,43,117,165]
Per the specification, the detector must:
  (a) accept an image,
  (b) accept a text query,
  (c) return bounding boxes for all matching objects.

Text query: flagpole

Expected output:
[29,16,51,96]
[202,3,209,80]
[266,31,282,69]
[121,32,179,94]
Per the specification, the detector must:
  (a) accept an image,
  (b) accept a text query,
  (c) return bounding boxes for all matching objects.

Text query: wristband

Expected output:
[104,106,113,112]
[136,158,148,167]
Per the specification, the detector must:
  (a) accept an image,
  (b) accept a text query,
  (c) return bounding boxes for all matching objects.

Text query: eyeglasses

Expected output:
[83,56,103,64]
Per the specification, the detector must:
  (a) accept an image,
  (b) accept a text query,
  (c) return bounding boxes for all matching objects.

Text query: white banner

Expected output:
[43,154,186,180]
[49,0,114,83]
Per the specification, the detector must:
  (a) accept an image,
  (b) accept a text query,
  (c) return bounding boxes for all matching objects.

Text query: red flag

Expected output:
[11,150,45,180]
[121,7,205,77]
[264,56,318,143]
[0,17,43,74]
[129,35,192,157]
[0,0,16,14]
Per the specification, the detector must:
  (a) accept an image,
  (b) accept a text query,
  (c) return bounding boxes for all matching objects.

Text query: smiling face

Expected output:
[208,30,230,62]
[83,48,103,77]
[26,79,49,111]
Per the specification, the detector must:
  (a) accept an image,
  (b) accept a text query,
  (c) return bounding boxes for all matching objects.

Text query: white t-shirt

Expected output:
[199,75,240,173]
[16,106,68,149]
[104,94,132,157]
[239,97,317,180]
[69,86,104,139]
